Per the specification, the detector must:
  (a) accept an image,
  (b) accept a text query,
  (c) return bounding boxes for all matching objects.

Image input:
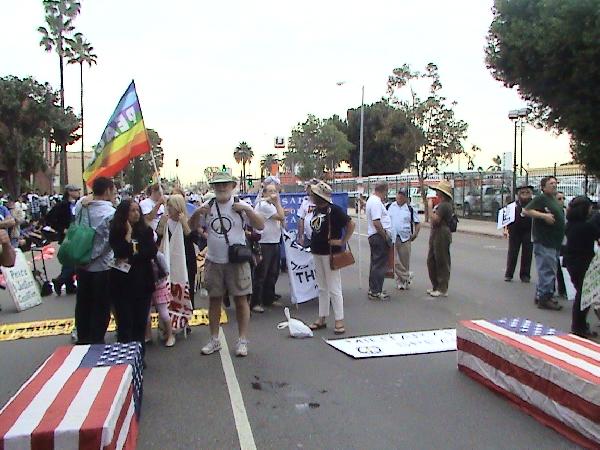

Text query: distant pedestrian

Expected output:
[504,184,533,283]
[427,180,454,297]
[523,176,565,310]
[564,196,600,338]
[388,188,420,290]
[366,182,393,300]
[307,181,354,334]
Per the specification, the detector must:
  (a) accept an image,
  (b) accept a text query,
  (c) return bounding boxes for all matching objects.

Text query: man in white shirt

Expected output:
[251,184,285,313]
[198,172,265,357]
[388,188,421,290]
[139,183,164,231]
[366,182,393,300]
[297,178,319,248]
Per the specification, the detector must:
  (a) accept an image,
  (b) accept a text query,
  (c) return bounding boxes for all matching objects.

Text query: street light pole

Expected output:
[357,85,365,289]
[519,121,524,176]
[513,119,517,197]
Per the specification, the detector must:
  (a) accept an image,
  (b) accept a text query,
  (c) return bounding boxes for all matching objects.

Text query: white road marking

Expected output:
[219,327,257,450]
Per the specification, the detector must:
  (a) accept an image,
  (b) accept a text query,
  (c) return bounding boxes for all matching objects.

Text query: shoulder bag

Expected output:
[214,200,253,264]
[328,207,355,270]
[57,206,96,266]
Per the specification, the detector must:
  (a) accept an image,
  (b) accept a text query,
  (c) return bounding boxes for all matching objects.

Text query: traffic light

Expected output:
[175,158,179,168]
[222,164,227,172]
[248,179,253,187]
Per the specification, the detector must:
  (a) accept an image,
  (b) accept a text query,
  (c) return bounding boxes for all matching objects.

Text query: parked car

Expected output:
[462,185,512,216]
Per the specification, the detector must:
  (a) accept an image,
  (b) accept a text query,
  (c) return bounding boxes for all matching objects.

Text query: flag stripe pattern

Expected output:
[83,80,152,187]
[458,318,600,448]
[0,343,142,450]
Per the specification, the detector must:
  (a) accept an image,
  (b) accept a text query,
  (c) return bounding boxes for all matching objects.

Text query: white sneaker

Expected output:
[201,337,221,355]
[165,335,176,347]
[396,282,406,290]
[251,305,265,313]
[235,339,248,357]
[429,290,448,298]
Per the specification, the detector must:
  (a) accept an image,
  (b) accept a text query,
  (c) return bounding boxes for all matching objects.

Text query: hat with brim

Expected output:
[209,172,237,185]
[430,180,453,200]
[65,184,81,191]
[517,184,534,192]
[311,181,333,204]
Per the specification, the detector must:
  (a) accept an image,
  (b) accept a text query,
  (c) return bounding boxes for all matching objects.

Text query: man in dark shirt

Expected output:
[504,184,533,282]
[524,176,565,310]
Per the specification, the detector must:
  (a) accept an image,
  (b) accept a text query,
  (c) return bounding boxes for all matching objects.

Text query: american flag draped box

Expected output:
[0,342,143,450]
[458,318,600,449]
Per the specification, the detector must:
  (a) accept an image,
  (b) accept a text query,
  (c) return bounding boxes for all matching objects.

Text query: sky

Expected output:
[3,0,572,184]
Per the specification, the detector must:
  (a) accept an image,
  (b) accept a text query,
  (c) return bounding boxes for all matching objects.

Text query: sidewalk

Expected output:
[348,209,504,239]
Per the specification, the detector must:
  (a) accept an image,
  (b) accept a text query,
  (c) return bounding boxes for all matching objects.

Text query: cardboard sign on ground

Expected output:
[1,249,42,312]
[325,328,456,359]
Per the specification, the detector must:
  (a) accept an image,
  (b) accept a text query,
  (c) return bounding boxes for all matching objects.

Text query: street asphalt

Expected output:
[0,226,583,450]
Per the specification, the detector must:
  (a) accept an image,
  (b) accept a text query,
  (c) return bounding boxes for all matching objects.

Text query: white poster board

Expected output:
[497,202,517,229]
[581,252,600,310]
[1,249,42,312]
[283,231,318,304]
[325,328,457,359]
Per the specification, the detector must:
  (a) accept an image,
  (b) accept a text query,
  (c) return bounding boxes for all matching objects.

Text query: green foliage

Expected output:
[66,32,96,67]
[387,62,468,188]
[488,154,503,172]
[344,102,418,176]
[285,114,353,180]
[260,153,280,176]
[122,129,164,192]
[0,76,80,196]
[485,0,600,174]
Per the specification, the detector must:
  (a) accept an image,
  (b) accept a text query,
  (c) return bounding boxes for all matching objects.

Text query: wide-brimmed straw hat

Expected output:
[431,180,453,200]
[209,172,237,185]
[311,181,333,204]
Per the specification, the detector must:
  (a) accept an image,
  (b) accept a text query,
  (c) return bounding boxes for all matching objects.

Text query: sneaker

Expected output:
[70,327,78,342]
[396,282,406,290]
[165,335,176,347]
[408,272,414,285]
[426,288,434,294]
[251,305,265,313]
[235,339,248,357]
[369,292,390,301]
[429,290,448,298]
[271,300,284,307]
[201,337,221,355]
[537,296,562,311]
[65,285,77,295]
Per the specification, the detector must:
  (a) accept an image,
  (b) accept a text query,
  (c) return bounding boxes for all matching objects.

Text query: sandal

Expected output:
[309,321,327,330]
[334,326,346,335]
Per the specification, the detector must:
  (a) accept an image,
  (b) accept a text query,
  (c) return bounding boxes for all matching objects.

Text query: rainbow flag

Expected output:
[84,81,151,186]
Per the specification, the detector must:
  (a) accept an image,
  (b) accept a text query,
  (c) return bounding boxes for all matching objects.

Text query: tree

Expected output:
[233,141,253,192]
[344,102,419,176]
[38,0,81,188]
[485,0,600,174]
[0,76,80,196]
[387,63,468,219]
[285,114,353,180]
[488,155,503,172]
[259,153,280,177]
[122,129,164,192]
[67,32,96,194]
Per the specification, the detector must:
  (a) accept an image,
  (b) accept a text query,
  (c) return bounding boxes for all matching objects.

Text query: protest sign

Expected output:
[497,202,517,229]
[326,328,457,359]
[581,252,600,310]
[1,249,42,312]
[283,231,318,304]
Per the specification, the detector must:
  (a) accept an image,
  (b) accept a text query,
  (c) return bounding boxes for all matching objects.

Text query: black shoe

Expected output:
[65,285,77,295]
[52,278,62,296]
[572,328,598,339]
[274,293,282,300]
[504,276,512,282]
[538,297,563,311]
[520,276,531,283]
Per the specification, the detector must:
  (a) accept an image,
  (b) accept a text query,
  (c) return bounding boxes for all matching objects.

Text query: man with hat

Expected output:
[427,180,454,297]
[504,184,534,283]
[388,187,421,290]
[198,172,265,357]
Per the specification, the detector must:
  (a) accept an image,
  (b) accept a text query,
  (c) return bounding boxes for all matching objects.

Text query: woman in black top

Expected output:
[109,200,157,352]
[564,196,600,338]
[307,181,355,334]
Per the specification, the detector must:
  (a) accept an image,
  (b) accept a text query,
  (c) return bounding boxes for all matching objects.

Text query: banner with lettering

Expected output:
[282,231,318,304]
[1,249,42,312]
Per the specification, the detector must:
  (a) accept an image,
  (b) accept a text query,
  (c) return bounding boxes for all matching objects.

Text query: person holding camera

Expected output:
[199,172,265,357]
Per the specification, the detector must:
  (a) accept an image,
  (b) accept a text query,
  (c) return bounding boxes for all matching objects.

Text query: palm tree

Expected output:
[67,32,96,194]
[233,141,253,193]
[38,0,81,189]
[260,153,280,177]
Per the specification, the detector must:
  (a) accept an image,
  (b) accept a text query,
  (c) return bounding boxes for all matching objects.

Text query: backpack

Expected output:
[447,213,459,233]
[57,207,96,266]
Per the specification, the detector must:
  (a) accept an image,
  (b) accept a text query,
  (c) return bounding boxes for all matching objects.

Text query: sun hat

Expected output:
[209,172,237,185]
[431,180,453,200]
[517,183,534,191]
[311,181,333,204]
[65,184,81,191]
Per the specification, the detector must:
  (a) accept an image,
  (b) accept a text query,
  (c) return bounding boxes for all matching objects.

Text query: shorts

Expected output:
[205,260,252,298]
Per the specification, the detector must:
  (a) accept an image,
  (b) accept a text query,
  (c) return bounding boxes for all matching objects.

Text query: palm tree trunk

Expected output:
[242,161,246,193]
[59,51,68,189]
[80,62,87,194]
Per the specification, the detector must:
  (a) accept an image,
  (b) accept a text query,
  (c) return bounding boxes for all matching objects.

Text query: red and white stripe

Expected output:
[0,346,137,450]
[458,320,600,449]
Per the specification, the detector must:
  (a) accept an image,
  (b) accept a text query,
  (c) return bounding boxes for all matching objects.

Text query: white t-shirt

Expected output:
[366,195,392,237]
[297,197,316,239]
[205,197,248,264]
[140,198,164,231]
[254,200,281,244]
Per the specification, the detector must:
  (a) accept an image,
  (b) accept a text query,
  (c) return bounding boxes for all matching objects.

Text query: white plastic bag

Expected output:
[277,307,313,338]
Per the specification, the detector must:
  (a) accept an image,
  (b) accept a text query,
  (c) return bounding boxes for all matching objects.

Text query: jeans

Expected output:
[368,234,389,294]
[313,254,344,320]
[533,243,559,300]
[75,269,111,344]
[252,243,280,307]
